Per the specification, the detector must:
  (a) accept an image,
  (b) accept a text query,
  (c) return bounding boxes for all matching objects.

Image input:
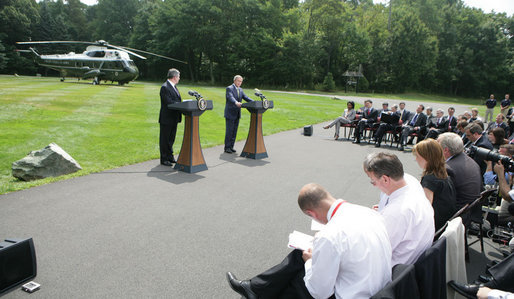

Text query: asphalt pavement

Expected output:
[0,97,506,298]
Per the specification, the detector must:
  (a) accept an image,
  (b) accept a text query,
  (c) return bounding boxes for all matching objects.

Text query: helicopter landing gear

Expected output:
[60,78,65,82]
[118,81,125,86]
[92,77,99,85]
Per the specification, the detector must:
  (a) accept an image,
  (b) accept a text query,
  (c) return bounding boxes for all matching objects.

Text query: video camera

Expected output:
[466,145,514,172]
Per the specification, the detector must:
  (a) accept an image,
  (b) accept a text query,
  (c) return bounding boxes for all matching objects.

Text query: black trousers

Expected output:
[250,250,314,299]
[159,122,178,163]
[225,117,240,150]
[485,252,514,292]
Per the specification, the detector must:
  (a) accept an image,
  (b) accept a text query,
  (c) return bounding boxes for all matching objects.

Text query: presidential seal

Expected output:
[197,98,207,111]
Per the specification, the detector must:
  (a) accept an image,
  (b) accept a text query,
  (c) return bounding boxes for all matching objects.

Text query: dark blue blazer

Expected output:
[159,80,182,124]
[224,84,253,120]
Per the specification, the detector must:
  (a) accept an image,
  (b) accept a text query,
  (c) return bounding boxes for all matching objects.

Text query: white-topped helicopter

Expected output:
[16,40,186,85]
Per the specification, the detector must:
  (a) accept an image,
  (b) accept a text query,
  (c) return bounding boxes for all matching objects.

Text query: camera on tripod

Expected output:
[466,145,514,172]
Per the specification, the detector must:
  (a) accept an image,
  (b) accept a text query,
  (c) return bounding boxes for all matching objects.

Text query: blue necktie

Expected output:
[410,114,418,126]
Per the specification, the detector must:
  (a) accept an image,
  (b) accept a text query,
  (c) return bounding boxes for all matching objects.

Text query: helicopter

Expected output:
[16,40,186,85]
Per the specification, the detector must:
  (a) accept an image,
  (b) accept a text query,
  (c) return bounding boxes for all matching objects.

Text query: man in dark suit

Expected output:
[488,113,510,137]
[445,107,458,133]
[353,99,379,143]
[465,123,494,175]
[399,104,427,151]
[224,75,253,153]
[437,132,482,226]
[159,68,182,166]
[374,104,400,147]
[398,102,410,126]
[425,109,447,139]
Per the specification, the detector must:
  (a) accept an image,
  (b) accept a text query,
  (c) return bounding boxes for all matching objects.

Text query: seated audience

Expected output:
[470,107,482,122]
[457,120,470,147]
[226,183,392,299]
[484,144,514,226]
[425,109,447,139]
[374,104,400,148]
[353,99,378,143]
[323,101,356,140]
[465,122,494,175]
[488,113,509,137]
[488,127,507,151]
[399,104,427,151]
[412,139,457,231]
[363,152,434,266]
[437,132,482,226]
[449,252,514,298]
[398,102,410,125]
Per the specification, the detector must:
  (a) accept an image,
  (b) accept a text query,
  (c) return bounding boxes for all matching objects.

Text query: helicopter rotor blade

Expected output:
[105,44,146,60]
[114,45,188,64]
[17,41,95,45]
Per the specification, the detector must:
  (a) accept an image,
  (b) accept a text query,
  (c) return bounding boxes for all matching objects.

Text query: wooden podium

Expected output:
[168,100,213,173]
[240,100,274,159]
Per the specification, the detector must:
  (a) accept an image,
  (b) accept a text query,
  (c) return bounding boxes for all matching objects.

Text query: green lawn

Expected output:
[0,75,492,194]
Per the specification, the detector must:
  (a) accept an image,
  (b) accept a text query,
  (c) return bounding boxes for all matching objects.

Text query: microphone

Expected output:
[188,90,199,97]
[254,88,266,98]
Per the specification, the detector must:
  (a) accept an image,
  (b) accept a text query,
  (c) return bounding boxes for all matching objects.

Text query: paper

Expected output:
[310,219,325,231]
[287,230,314,251]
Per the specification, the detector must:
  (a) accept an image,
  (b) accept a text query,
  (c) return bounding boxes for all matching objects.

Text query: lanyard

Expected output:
[330,201,346,219]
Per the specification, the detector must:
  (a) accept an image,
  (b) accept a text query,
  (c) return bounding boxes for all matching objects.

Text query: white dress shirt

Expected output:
[304,200,392,299]
[378,173,435,266]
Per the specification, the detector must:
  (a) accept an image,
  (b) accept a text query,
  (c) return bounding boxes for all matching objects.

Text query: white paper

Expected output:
[287,230,314,251]
[310,219,325,231]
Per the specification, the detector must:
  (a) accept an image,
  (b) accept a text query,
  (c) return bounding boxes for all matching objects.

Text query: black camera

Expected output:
[466,145,514,172]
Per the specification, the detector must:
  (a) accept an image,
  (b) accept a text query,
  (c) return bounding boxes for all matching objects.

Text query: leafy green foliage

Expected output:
[1,0,513,97]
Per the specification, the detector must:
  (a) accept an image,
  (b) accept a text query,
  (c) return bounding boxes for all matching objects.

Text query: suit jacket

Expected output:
[443,115,458,132]
[446,152,482,209]
[406,113,427,128]
[159,80,182,124]
[225,84,253,120]
[487,121,509,134]
[362,107,379,123]
[399,110,411,123]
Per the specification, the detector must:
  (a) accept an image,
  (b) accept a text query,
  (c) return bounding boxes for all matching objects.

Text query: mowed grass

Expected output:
[0,75,355,194]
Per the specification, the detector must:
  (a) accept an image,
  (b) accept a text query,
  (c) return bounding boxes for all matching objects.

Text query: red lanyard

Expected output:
[330,201,346,219]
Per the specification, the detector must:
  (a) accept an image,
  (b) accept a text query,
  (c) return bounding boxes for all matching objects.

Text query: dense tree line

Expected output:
[1,0,512,97]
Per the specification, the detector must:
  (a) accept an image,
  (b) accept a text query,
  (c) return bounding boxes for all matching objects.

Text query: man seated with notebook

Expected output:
[363,152,435,266]
[226,183,392,299]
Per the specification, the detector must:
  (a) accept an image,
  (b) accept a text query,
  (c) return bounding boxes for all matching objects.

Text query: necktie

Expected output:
[237,88,240,100]
[448,116,452,129]
[410,114,418,126]
[367,108,370,116]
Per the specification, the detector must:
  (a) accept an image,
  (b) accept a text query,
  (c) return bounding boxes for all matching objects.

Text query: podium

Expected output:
[240,100,274,159]
[168,100,213,173]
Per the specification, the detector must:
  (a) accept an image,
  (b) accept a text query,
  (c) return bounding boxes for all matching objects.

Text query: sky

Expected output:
[374,0,514,16]
[77,0,513,16]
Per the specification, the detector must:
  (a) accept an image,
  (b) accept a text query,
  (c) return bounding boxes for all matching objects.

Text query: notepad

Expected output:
[287,230,314,251]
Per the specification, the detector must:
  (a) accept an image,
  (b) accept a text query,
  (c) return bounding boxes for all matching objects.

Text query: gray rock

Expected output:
[12,143,82,181]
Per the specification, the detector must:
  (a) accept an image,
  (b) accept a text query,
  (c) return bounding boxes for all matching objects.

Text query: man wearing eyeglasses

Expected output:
[363,152,435,266]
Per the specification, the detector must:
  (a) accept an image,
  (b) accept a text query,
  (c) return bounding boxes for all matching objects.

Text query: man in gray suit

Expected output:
[224,75,253,153]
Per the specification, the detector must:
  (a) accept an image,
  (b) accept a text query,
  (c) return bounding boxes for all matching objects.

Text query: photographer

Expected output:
[484,144,514,225]
[465,123,494,175]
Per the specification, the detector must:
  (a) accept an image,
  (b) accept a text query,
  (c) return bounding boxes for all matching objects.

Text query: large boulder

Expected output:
[12,143,82,181]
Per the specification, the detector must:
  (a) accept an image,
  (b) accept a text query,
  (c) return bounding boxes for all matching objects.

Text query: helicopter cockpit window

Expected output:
[86,51,106,58]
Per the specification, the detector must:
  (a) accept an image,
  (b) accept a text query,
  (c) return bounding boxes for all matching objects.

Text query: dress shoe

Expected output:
[334,134,339,140]
[224,149,233,154]
[375,143,381,148]
[230,148,237,153]
[353,139,360,144]
[161,161,173,166]
[226,272,257,299]
[170,157,177,163]
[477,275,494,283]
[323,125,329,129]
[448,280,482,299]
[399,145,404,151]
